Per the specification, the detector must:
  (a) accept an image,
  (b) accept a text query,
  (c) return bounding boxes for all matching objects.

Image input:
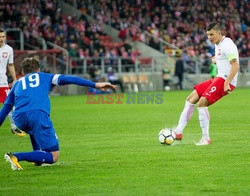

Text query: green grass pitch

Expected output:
[0,88,249,195]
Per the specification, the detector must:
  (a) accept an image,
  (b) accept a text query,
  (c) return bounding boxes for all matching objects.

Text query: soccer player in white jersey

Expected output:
[0,28,25,137]
[173,22,239,145]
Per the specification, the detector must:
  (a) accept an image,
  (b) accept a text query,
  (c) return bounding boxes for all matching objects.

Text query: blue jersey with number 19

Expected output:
[5,72,60,117]
[0,72,96,127]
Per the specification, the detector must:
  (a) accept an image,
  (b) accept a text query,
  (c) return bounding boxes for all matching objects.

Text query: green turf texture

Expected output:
[0,88,249,195]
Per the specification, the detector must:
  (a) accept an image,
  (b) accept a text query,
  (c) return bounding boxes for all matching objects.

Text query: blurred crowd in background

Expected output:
[67,0,249,58]
[1,0,249,75]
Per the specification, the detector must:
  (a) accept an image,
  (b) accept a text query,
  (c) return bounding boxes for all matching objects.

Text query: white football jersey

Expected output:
[0,44,13,87]
[215,36,239,86]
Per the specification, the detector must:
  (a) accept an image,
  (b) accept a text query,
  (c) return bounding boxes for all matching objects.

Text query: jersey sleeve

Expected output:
[8,47,14,64]
[57,75,96,88]
[52,74,61,86]
[223,40,238,62]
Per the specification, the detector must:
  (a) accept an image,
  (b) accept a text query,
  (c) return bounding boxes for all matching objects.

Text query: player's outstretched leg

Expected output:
[174,101,195,140]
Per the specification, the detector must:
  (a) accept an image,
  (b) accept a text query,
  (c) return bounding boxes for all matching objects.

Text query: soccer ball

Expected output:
[158,128,176,145]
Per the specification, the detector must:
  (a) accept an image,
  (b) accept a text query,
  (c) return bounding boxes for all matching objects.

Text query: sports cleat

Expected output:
[4,153,23,170]
[175,133,183,141]
[195,138,211,146]
[11,128,26,137]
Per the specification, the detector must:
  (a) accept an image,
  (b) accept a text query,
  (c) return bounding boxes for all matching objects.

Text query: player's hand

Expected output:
[211,56,216,64]
[95,82,117,92]
[8,82,13,88]
[224,82,231,94]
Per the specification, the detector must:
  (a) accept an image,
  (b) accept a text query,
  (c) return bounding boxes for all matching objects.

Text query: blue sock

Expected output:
[14,151,53,164]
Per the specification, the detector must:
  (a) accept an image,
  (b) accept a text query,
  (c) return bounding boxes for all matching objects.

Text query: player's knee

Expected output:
[197,97,209,107]
[186,90,199,104]
[53,155,59,163]
[51,151,60,163]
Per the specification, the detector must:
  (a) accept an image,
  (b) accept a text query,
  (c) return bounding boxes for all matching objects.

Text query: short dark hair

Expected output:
[21,57,40,74]
[0,28,5,33]
[206,22,221,31]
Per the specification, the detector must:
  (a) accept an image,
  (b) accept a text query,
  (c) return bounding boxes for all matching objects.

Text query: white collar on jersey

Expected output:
[0,43,6,49]
[217,36,225,45]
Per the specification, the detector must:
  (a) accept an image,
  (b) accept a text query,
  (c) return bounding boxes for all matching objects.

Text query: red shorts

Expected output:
[194,77,235,105]
[0,87,10,103]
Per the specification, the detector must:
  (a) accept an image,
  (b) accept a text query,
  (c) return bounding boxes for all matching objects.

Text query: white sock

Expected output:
[175,101,195,134]
[8,110,17,130]
[197,107,210,140]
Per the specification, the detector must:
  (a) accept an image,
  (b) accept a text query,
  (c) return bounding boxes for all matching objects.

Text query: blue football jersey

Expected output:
[5,72,60,116]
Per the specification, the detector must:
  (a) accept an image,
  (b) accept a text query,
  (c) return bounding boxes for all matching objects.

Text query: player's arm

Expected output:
[224,58,239,92]
[0,104,12,126]
[8,48,16,83]
[8,63,17,82]
[0,90,14,126]
[56,75,117,91]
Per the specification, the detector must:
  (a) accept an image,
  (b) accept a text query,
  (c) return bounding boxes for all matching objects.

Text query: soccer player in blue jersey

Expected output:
[0,57,116,170]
